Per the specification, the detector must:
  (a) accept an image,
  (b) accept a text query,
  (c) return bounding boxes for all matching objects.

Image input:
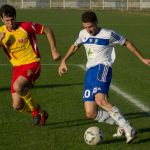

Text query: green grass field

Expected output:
[0,9,150,150]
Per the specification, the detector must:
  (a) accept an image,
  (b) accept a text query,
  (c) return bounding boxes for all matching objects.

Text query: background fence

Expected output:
[0,0,150,10]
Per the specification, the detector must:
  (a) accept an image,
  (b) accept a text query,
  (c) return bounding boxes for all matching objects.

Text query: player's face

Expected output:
[83,22,98,36]
[1,15,16,31]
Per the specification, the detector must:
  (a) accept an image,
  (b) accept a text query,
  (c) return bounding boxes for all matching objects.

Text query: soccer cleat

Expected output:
[125,128,137,144]
[39,111,49,126]
[32,109,41,125]
[113,127,124,138]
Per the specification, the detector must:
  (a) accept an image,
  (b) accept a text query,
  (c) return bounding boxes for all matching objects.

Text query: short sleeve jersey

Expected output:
[75,28,126,68]
[0,22,44,66]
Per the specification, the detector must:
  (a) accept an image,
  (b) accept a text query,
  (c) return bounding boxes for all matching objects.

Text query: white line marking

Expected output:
[78,64,150,114]
[0,63,150,114]
[110,84,150,113]
[0,63,79,66]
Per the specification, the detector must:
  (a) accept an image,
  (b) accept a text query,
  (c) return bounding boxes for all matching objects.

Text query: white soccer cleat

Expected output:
[113,127,124,138]
[125,128,137,144]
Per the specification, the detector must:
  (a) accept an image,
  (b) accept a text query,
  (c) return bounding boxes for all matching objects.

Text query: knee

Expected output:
[13,84,22,94]
[12,100,24,111]
[13,104,22,111]
[13,103,22,110]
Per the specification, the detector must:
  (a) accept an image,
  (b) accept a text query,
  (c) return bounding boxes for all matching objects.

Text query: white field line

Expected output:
[0,63,77,66]
[78,64,150,114]
[1,63,150,114]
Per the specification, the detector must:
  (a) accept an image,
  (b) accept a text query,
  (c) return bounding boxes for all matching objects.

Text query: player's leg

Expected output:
[24,62,49,126]
[83,64,115,125]
[14,75,48,126]
[11,63,48,126]
[94,64,136,143]
[95,93,112,112]
[11,70,32,114]
[95,93,124,136]
[84,101,97,119]
[84,101,115,125]
[95,94,116,125]
[108,106,136,143]
[95,93,136,143]
[21,86,48,126]
[12,92,31,113]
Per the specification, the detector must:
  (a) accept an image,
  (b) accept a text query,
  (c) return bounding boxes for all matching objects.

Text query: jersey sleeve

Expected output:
[20,22,44,35]
[0,25,6,33]
[109,31,126,46]
[74,30,83,46]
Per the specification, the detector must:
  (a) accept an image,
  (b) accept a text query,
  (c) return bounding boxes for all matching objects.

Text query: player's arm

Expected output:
[43,26,60,61]
[58,43,79,76]
[0,32,5,43]
[124,39,150,66]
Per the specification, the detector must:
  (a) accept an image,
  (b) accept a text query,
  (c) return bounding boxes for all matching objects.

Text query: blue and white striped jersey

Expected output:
[74,28,126,68]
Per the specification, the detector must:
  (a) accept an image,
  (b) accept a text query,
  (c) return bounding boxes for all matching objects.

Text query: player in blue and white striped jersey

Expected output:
[58,11,150,144]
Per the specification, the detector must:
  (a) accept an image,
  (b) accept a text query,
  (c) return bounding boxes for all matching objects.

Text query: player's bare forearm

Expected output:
[0,32,5,42]
[44,26,56,48]
[43,26,60,60]
[124,40,150,66]
[58,44,78,76]
[61,44,78,63]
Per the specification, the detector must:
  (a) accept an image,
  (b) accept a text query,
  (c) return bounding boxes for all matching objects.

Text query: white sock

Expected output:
[109,106,126,127]
[109,106,132,134]
[95,109,116,125]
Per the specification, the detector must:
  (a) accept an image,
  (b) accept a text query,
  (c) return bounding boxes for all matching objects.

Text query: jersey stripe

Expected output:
[111,32,121,41]
[83,38,109,46]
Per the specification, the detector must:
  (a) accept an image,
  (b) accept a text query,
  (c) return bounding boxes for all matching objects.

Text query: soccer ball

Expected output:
[84,126,104,145]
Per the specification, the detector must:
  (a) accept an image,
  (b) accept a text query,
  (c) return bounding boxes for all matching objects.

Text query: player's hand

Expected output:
[142,59,150,66]
[58,62,67,76]
[52,50,61,61]
[0,32,5,42]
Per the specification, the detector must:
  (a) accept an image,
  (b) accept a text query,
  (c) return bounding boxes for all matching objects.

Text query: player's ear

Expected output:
[95,20,98,25]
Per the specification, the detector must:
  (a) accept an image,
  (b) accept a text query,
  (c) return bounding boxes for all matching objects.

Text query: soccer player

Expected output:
[58,11,150,143]
[0,4,60,126]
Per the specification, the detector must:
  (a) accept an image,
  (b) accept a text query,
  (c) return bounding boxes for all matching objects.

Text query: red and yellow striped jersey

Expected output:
[0,22,44,66]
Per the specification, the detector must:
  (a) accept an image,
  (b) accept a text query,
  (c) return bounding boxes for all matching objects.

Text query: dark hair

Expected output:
[0,4,16,18]
[82,11,98,23]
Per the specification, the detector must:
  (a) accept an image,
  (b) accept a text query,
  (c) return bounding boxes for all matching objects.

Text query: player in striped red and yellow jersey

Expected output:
[0,4,60,126]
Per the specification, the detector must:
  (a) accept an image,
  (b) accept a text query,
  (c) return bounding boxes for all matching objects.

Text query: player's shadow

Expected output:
[0,83,83,92]
[133,137,150,144]
[135,127,150,143]
[45,112,150,145]
[45,112,150,128]
[102,138,125,144]
[138,127,150,134]
[0,87,10,91]
[124,111,150,119]
[46,118,95,129]
[34,83,83,89]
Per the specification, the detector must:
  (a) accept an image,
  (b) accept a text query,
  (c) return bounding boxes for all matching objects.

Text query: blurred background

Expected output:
[0,0,150,11]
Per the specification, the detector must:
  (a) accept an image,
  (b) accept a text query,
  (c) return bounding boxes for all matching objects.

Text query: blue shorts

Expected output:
[83,64,112,102]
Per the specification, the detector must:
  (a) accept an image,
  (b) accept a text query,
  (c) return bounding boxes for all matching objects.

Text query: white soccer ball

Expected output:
[84,126,104,145]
